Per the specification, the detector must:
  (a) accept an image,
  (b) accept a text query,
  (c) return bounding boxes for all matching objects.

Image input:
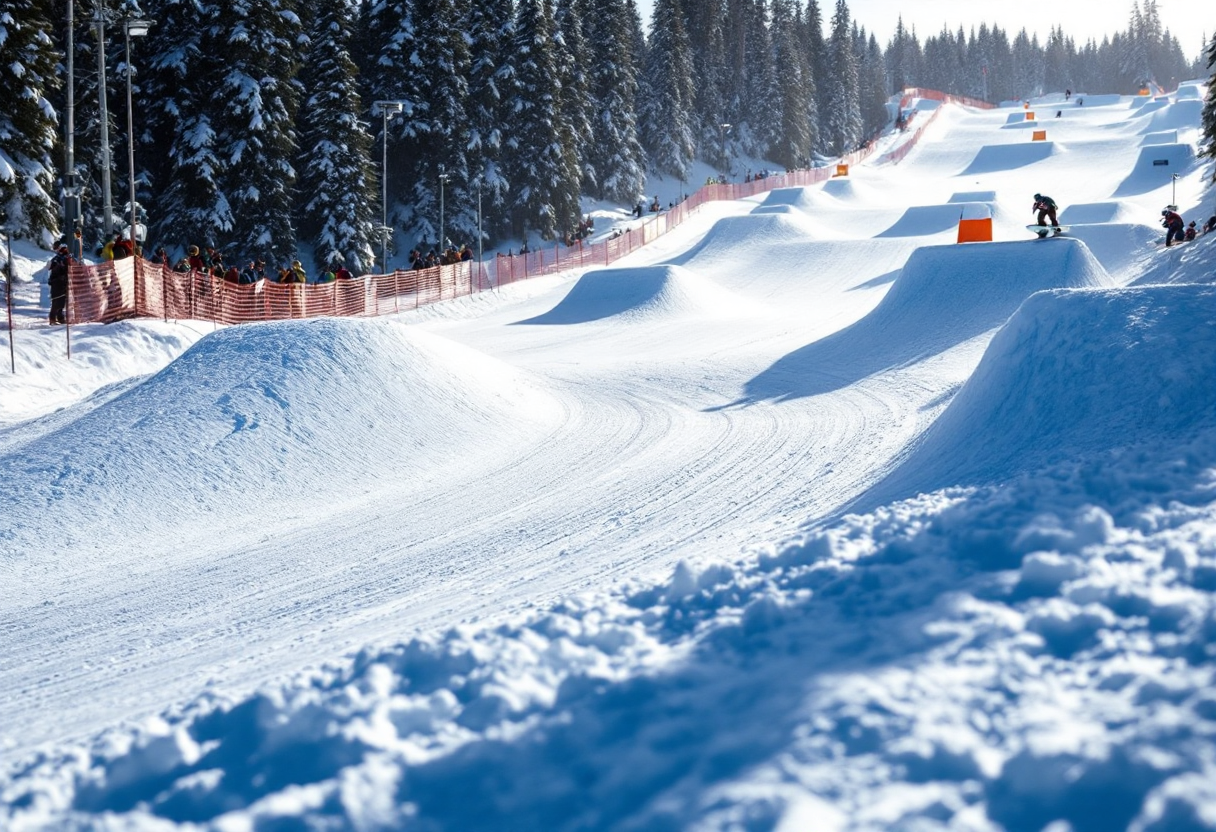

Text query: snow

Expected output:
[3,89,1216,830]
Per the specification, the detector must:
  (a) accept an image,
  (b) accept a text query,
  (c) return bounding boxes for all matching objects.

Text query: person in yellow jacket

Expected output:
[290,260,307,284]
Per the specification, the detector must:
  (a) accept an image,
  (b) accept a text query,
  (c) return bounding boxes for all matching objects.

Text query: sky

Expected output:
[636,0,1209,59]
[3,82,1216,830]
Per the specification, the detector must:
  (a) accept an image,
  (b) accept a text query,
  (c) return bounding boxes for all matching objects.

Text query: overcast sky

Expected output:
[635,0,1209,63]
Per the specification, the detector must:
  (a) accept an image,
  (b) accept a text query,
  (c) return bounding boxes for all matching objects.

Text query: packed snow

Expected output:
[3,88,1216,831]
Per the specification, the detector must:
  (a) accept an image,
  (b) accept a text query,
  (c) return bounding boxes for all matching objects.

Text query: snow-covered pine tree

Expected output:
[684,0,728,169]
[768,0,812,170]
[1043,26,1074,96]
[585,0,646,204]
[467,0,515,242]
[857,30,888,140]
[1201,31,1216,168]
[296,0,378,274]
[801,0,829,155]
[208,0,302,265]
[1010,29,1043,101]
[738,0,775,161]
[885,15,920,95]
[822,0,861,156]
[144,0,232,254]
[0,0,62,245]
[410,0,473,250]
[507,0,581,241]
[637,0,696,184]
[556,0,596,195]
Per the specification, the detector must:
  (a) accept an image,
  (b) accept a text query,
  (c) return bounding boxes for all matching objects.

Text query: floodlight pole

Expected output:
[94,3,113,238]
[438,166,450,253]
[1172,173,1179,207]
[373,100,404,273]
[124,18,154,257]
[64,0,81,241]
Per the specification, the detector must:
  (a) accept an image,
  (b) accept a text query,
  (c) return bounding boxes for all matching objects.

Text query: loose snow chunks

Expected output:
[522,265,760,324]
[1112,143,1196,196]
[888,284,1216,492]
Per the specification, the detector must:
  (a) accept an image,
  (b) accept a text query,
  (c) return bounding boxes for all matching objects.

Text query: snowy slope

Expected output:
[3,87,1216,831]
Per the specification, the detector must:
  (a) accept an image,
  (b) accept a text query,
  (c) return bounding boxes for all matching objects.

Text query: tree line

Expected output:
[0,0,1207,272]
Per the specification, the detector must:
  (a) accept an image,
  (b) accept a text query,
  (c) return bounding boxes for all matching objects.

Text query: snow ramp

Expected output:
[732,239,1113,403]
[0,318,562,556]
[872,284,1216,498]
[1111,143,1195,196]
[519,264,760,324]
[1141,98,1203,134]
[877,202,992,238]
[961,141,1058,175]
[669,211,826,269]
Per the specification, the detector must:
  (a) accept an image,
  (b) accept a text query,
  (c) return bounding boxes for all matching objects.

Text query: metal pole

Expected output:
[478,183,487,290]
[382,109,388,273]
[95,3,113,239]
[4,231,14,373]
[64,0,80,239]
[125,23,137,257]
[439,167,447,254]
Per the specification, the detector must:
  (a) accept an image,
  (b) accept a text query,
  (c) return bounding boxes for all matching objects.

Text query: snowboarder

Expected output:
[1184,220,1197,242]
[1161,208,1185,246]
[1032,193,1061,232]
[47,245,72,325]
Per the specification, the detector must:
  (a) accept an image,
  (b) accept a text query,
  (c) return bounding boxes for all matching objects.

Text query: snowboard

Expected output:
[1027,224,1068,238]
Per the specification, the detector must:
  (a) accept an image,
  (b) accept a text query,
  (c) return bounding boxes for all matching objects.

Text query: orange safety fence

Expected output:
[59,87,983,328]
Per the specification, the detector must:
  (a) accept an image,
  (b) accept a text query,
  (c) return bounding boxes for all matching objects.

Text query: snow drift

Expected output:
[877,283,1216,496]
[0,318,562,560]
[518,264,760,324]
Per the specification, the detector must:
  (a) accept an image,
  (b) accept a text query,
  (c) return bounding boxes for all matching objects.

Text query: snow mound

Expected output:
[734,239,1113,402]
[1142,99,1203,134]
[1060,200,1138,224]
[1112,144,1196,196]
[1175,83,1205,101]
[1058,223,1161,277]
[819,177,876,201]
[1140,130,1178,146]
[949,190,997,203]
[520,264,761,324]
[0,318,561,553]
[750,204,799,215]
[884,284,1216,493]
[671,211,826,266]
[877,202,989,238]
[961,141,1058,175]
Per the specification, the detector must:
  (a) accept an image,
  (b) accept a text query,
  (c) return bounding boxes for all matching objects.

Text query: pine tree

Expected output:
[507,0,581,240]
[0,0,62,245]
[822,0,861,155]
[296,0,378,274]
[1201,31,1216,168]
[144,0,231,253]
[803,0,830,153]
[638,0,696,184]
[208,0,303,265]
[467,0,515,241]
[556,0,596,194]
[857,30,888,139]
[769,0,812,169]
[585,0,647,203]
[684,0,729,168]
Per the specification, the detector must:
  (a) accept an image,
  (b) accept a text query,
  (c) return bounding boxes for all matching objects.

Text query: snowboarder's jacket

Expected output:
[1033,195,1058,213]
[1162,210,1183,229]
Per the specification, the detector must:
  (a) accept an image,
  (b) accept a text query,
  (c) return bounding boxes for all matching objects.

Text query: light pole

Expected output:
[1172,173,1179,208]
[438,166,450,253]
[64,0,81,248]
[124,17,154,256]
[373,100,403,273]
[94,4,113,239]
[720,122,731,173]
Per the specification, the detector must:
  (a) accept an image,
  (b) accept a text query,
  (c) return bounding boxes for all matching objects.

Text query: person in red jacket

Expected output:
[1161,208,1185,247]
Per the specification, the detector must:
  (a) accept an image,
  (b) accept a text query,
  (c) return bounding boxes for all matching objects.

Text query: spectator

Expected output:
[335,264,353,280]
[47,245,72,325]
[1161,208,1185,246]
[317,265,336,283]
[239,260,260,284]
[187,245,207,272]
[1203,215,1216,234]
[290,260,307,283]
[112,234,133,260]
[223,264,241,284]
[1185,220,1197,242]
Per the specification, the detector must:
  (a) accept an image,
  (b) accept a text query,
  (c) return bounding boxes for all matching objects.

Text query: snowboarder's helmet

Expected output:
[1034,193,1042,200]
[1162,209,1169,216]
